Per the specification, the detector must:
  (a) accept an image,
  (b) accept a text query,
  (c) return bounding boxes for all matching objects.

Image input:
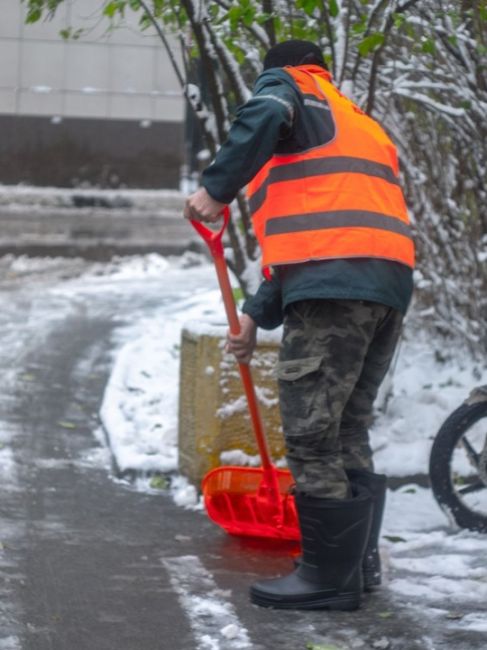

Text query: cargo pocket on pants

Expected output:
[277,355,323,430]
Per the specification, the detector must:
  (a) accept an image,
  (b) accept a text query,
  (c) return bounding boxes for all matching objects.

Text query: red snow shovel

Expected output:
[190,208,300,541]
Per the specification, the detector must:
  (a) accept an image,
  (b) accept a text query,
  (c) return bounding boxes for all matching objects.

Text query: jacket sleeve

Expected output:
[242,272,283,330]
[201,73,296,204]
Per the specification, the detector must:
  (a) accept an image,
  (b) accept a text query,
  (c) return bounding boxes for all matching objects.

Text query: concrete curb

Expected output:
[0,185,185,210]
[0,185,204,258]
[0,238,206,260]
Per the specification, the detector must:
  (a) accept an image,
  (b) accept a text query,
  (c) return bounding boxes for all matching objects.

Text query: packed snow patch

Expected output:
[0,637,21,650]
[162,556,251,649]
[381,485,487,630]
[383,484,449,532]
[455,613,487,632]
[99,257,223,476]
[171,475,201,509]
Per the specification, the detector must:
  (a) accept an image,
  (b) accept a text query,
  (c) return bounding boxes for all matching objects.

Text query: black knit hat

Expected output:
[263,39,327,70]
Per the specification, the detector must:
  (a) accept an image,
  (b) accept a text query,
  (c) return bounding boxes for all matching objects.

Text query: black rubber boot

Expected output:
[346,469,387,591]
[249,486,372,610]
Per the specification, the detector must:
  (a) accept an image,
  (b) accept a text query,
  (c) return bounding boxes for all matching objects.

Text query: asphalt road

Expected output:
[0,257,484,650]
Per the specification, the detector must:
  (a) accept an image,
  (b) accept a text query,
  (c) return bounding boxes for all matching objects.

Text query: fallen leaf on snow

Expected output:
[57,421,77,429]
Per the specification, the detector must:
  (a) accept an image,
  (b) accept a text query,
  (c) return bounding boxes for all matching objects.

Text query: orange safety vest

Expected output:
[246,66,415,274]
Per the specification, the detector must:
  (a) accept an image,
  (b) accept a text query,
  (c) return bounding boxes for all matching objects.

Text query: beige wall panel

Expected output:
[66,0,159,45]
[0,1,184,122]
[0,1,22,38]
[108,44,154,94]
[153,96,184,122]
[67,0,106,40]
[63,91,108,118]
[0,40,20,88]
[96,9,160,47]
[21,41,65,90]
[108,93,152,120]
[108,25,160,48]
[18,89,63,116]
[65,42,109,91]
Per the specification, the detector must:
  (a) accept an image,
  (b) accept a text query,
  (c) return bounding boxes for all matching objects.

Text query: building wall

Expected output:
[0,0,185,188]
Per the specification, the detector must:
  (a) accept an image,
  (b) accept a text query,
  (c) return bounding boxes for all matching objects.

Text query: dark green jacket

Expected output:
[202,68,413,330]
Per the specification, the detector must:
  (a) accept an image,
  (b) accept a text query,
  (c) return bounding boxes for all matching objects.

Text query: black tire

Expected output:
[429,397,487,533]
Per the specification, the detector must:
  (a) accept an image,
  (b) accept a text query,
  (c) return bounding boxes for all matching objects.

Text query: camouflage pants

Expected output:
[278,299,403,499]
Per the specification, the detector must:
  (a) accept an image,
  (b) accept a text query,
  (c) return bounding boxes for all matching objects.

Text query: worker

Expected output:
[184,39,415,611]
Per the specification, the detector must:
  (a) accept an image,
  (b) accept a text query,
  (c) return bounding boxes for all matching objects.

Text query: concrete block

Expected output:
[153,96,184,122]
[64,91,109,119]
[178,324,286,487]
[108,93,152,121]
[154,47,183,93]
[1,1,22,39]
[18,89,63,116]
[108,45,154,94]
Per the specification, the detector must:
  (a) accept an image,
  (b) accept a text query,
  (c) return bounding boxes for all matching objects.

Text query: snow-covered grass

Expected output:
[371,328,486,477]
[97,253,486,490]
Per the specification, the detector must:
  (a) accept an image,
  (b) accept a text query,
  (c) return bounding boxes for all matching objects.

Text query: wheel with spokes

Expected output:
[429,388,487,532]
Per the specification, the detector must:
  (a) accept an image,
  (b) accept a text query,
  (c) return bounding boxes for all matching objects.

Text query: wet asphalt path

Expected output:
[0,258,484,650]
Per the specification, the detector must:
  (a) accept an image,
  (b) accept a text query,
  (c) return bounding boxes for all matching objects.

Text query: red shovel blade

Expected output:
[202,465,300,540]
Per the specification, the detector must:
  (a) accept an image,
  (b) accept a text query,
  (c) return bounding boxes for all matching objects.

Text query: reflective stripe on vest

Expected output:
[249,155,400,216]
[246,65,415,271]
[266,210,411,238]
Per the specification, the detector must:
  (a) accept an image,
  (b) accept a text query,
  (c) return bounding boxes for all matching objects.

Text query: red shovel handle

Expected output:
[189,207,229,259]
[190,207,239,335]
[190,207,273,471]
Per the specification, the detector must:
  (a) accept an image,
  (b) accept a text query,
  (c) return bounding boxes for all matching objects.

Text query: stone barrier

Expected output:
[178,322,286,487]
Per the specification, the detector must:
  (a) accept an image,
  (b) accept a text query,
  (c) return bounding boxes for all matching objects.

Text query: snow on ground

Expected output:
[89,253,487,631]
[2,247,485,647]
[162,555,252,649]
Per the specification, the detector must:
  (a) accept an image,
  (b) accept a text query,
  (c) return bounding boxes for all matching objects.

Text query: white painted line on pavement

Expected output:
[162,555,252,649]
